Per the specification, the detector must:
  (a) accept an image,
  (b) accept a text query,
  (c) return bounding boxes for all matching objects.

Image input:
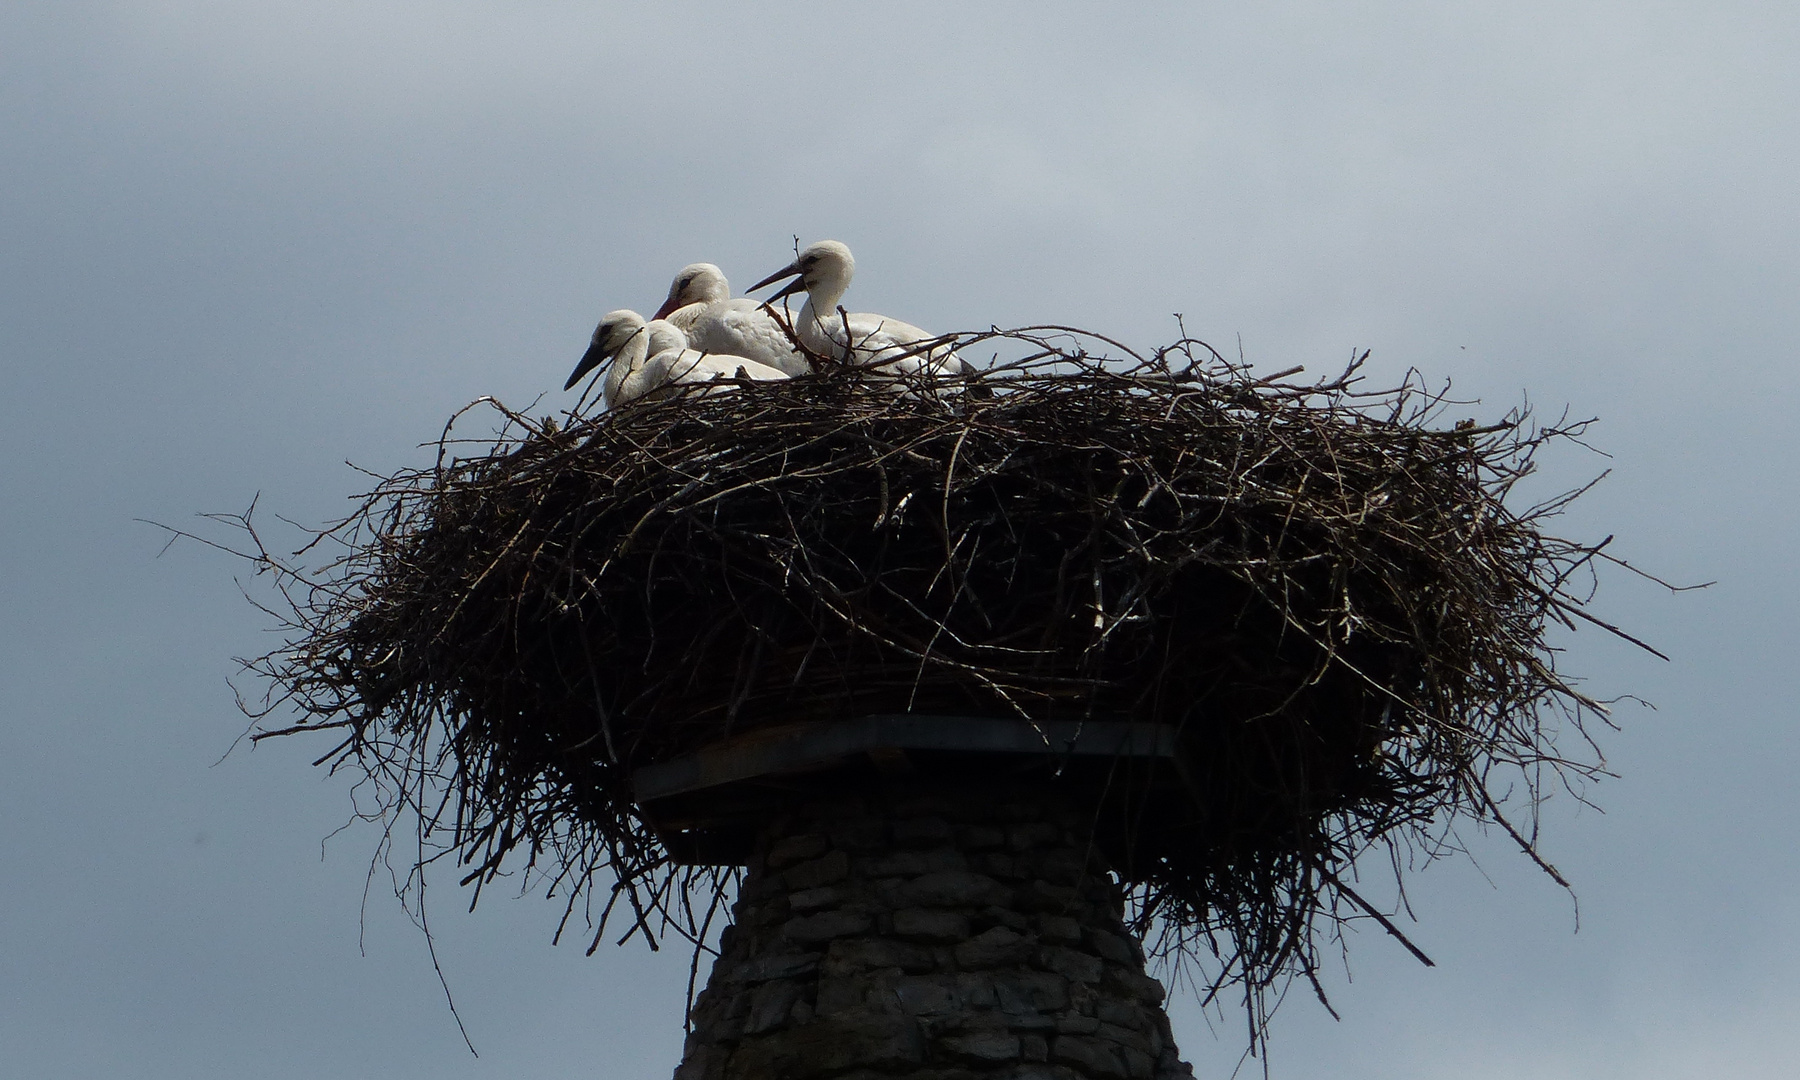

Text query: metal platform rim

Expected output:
[631,714,1178,804]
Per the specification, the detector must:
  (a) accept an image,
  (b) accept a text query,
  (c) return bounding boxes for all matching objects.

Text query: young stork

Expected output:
[747,240,976,384]
[565,310,789,410]
[652,263,811,376]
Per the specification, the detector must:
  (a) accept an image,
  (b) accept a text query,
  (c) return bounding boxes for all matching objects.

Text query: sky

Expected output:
[2,1,1796,1077]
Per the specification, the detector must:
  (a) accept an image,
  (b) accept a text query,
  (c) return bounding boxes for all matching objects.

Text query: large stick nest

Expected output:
[234,329,1638,1013]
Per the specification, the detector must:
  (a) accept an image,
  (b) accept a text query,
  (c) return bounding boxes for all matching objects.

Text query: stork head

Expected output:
[564,309,648,390]
[748,240,856,304]
[652,263,731,321]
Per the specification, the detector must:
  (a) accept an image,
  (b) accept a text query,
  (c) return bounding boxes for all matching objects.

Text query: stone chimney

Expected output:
[670,776,1195,1080]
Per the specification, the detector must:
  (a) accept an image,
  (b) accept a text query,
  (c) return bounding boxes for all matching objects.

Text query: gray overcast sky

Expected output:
[2,2,1795,1077]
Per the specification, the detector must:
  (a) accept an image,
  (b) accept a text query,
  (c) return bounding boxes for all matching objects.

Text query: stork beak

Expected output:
[766,277,808,302]
[650,295,682,322]
[564,337,611,391]
[747,261,801,294]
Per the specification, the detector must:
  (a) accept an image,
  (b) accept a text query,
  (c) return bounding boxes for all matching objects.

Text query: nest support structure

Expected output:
[672,773,1202,1080]
[234,329,1640,1028]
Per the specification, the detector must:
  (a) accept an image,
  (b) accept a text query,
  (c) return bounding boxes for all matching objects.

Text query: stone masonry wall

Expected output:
[672,778,1195,1080]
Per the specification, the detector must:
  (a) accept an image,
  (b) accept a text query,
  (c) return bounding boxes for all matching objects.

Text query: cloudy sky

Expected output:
[3,2,1795,1077]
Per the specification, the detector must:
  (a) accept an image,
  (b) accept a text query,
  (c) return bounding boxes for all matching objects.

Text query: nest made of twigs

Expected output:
[234,328,1639,1014]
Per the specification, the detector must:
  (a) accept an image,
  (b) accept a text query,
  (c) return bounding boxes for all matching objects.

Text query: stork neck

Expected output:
[665,303,706,333]
[805,276,850,321]
[603,328,650,408]
[646,320,690,355]
[796,297,850,362]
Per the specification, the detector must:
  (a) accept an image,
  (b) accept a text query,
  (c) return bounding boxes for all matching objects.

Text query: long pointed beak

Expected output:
[564,338,611,391]
[766,277,808,302]
[650,295,682,321]
[747,261,801,294]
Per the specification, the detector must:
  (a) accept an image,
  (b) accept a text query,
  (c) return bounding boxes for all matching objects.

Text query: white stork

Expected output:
[565,310,789,409]
[652,263,811,376]
[747,240,976,385]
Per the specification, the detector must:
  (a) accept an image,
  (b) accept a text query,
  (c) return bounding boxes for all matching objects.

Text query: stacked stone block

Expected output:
[673,779,1195,1080]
